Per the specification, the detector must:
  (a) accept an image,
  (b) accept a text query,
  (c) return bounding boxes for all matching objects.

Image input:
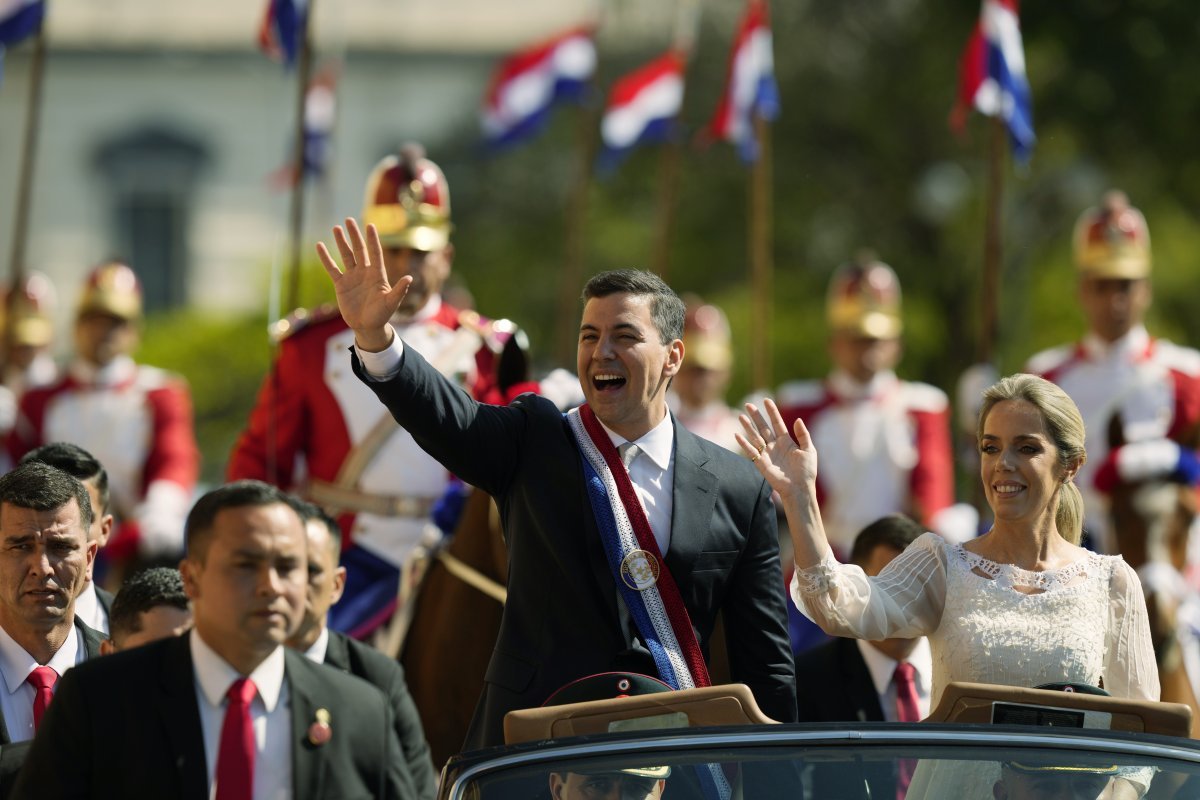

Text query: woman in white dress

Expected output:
[738,373,1158,798]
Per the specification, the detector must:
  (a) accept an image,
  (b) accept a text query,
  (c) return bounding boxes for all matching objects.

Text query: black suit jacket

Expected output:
[355,346,796,750]
[95,586,114,628]
[325,629,437,800]
[794,637,895,799]
[11,633,409,799]
[0,618,104,798]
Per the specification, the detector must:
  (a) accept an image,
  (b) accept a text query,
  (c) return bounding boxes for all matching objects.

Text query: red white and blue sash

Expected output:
[569,404,732,800]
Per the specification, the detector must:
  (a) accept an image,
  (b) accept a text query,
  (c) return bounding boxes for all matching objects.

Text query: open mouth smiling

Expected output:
[592,373,627,392]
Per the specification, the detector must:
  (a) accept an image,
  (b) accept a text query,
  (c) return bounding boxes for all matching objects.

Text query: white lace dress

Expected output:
[791,532,1160,798]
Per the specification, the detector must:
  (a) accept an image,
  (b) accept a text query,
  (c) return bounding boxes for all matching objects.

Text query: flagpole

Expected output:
[978,116,1005,365]
[748,110,774,391]
[553,89,600,367]
[4,21,47,366]
[284,0,316,316]
[650,0,700,278]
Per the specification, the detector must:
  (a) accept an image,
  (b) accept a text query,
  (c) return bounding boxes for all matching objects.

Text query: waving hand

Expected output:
[316,218,410,351]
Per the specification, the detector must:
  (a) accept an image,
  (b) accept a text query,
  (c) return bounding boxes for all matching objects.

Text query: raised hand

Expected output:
[736,398,819,500]
[316,218,411,351]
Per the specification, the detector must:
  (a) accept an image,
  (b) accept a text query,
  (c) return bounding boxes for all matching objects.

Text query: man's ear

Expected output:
[548,774,565,800]
[330,566,348,606]
[100,638,116,656]
[664,339,685,378]
[179,558,201,600]
[97,514,114,549]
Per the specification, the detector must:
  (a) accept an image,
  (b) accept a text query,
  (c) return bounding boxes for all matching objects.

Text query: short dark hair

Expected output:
[582,270,686,345]
[0,461,93,532]
[185,480,299,561]
[849,513,925,567]
[109,567,189,644]
[286,497,342,562]
[20,441,110,515]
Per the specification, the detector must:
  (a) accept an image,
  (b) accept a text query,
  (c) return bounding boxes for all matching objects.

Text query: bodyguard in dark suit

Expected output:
[287,500,436,799]
[793,514,931,799]
[14,480,409,799]
[0,463,105,797]
[317,220,796,751]
[18,442,117,635]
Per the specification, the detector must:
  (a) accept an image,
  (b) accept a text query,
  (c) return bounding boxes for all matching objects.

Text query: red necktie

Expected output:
[893,662,920,799]
[26,666,57,731]
[215,677,257,800]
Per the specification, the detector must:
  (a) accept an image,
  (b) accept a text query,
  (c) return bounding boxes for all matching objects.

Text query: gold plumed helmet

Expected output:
[1,272,57,347]
[1073,190,1151,279]
[362,143,452,251]
[683,302,732,371]
[826,255,903,339]
[78,261,142,321]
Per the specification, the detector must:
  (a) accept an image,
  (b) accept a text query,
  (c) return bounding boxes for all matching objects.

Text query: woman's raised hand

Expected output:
[736,398,819,499]
[316,217,412,350]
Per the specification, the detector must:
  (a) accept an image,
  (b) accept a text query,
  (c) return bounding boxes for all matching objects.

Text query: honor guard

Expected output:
[0,273,59,466]
[777,257,959,556]
[7,262,200,560]
[668,301,741,451]
[228,144,514,639]
[1024,190,1200,553]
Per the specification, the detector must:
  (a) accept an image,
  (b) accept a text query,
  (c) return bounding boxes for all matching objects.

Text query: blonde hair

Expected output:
[976,374,1087,544]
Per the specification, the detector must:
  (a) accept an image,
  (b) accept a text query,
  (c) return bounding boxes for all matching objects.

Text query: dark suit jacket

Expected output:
[325,629,437,800]
[794,637,894,799]
[0,618,104,798]
[354,346,796,750]
[95,586,114,626]
[11,633,409,799]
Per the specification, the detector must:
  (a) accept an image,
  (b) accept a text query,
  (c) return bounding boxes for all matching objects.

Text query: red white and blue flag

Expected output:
[598,51,685,171]
[269,62,338,189]
[708,0,779,163]
[258,0,306,68]
[954,0,1035,161]
[0,0,45,85]
[482,27,596,149]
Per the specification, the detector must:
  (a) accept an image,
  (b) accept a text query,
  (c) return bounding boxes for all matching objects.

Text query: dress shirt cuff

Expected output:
[354,331,404,381]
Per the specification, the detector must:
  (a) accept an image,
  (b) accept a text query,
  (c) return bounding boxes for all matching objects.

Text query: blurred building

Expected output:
[0,0,672,335]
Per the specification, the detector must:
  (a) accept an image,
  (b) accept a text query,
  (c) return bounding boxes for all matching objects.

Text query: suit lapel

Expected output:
[74,617,105,660]
[665,423,717,580]
[286,651,323,800]
[158,635,209,800]
[322,630,350,672]
[840,638,886,722]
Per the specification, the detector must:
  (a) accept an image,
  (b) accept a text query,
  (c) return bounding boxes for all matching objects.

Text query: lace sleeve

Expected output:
[789,532,947,640]
[1104,558,1161,701]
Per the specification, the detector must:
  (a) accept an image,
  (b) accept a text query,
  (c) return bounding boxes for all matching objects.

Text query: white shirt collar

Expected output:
[73,582,107,635]
[856,636,933,698]
[189,629,286,713]
[302,627,330,664]
[0,620,82,694]
[598,412,675,470]
[1082,324,1150,362]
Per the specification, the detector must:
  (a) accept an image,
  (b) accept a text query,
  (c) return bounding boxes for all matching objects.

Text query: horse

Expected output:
[400,487,509,769]
[1100,416,1200,737]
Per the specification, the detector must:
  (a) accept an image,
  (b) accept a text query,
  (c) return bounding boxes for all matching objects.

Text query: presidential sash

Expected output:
[568,404,733,800]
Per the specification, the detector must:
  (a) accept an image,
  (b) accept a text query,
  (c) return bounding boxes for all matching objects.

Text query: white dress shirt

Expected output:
[73,582,109,635]
[856,636,933,721]
[302,626,330,664]
[190,631,292,800]
[0,621,84,742]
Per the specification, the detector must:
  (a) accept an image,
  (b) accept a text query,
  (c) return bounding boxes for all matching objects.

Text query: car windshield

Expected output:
[445,727,1200,800]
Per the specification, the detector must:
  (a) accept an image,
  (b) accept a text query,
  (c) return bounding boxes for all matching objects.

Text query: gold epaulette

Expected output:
[456,310,522,353]
[270,303,342,343]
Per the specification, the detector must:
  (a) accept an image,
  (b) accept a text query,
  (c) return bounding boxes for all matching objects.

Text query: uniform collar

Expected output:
[68,354,137,387]
[828,369,898,402]
[1082,325,1152,362]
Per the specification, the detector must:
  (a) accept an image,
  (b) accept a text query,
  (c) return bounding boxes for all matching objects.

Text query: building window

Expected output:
[93,127,209,312]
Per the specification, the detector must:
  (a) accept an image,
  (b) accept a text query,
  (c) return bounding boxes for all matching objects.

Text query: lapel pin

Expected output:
[308,708,332,746]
